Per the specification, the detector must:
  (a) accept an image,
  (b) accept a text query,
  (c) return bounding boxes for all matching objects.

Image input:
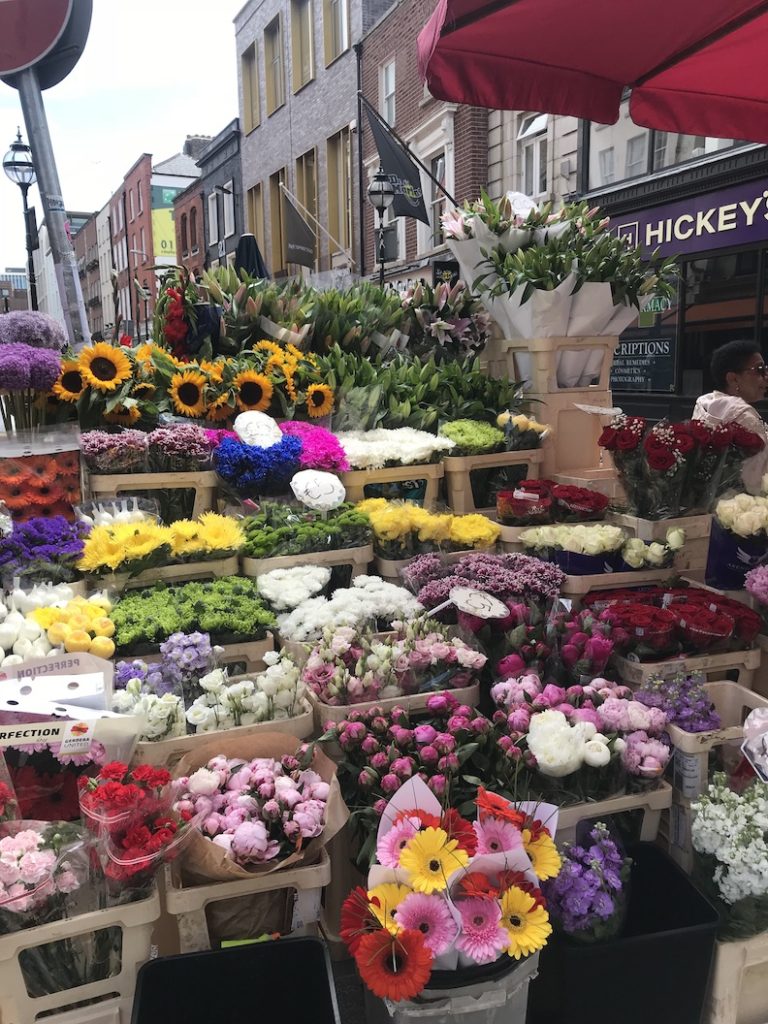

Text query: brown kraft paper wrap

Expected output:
[174,731,348,885]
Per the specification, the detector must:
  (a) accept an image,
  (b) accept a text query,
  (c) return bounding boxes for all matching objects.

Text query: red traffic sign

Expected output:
[0,0,73,76]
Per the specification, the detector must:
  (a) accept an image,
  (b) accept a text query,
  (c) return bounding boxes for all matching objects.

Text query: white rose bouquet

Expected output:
[708,494,768,589]
[519,523,627,574]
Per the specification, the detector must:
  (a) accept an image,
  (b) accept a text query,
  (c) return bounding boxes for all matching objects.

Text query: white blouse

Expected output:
[692,391,768,494]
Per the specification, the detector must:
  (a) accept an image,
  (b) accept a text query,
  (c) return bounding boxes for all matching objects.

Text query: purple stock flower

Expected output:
[635,671,721,733]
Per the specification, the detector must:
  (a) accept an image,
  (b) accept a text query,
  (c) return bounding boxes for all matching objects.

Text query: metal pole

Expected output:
[20,184,38,311]
[15,66,89,348]
[378,209,385,288]
[354,42,365,277]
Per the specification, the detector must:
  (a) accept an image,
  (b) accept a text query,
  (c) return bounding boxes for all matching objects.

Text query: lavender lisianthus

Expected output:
[0,311,67,351]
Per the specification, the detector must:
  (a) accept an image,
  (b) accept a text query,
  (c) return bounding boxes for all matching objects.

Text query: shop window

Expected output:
[518,113,548,198]
[247,183,265,256]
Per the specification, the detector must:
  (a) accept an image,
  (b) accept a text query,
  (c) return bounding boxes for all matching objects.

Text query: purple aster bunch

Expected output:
[80,429,149,474]
[0,515,88,582]
[400,553,451,593]
[543,822,632,942]
[0,311,68,351]
[415,552,565,615]
[0,343,61,393]
[147,425,211,472]
[159,630,219,704]
[214,434,302,498]
[635,671,721,733]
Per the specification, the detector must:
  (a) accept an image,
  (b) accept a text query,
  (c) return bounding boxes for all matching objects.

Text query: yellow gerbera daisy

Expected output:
[79,343,132,393]
[523,829,562,881]
[500,886,552,960]
[399,827,469,894]
[306,383,334,418]
[103,404,141,426]
[367,883,410,935]
[170,370,207,418]
[233,370,273,412]
[52,361,85,402]
[197,512,244,553]
[169,520,206,557]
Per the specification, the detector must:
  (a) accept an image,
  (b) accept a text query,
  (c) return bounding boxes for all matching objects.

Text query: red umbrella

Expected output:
[418,0,768,143]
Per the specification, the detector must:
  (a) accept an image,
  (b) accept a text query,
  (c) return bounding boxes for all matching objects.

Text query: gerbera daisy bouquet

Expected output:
[341,778,560,1003]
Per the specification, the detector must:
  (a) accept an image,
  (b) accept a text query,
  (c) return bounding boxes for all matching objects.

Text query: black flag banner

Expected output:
[365,105,430,225]
[282,191,316,268]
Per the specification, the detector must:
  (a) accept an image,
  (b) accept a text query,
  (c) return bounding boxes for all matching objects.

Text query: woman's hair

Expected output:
[711,339,762,390]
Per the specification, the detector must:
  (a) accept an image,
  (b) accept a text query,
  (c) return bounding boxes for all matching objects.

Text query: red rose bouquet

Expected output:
[641,421,697,517]
[496,480,553,526]
[550,484,609,523]
[600,604,679,661]
[669,605,735,654]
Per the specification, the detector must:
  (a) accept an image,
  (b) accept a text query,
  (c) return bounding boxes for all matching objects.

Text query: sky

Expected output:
[0,0,242,270]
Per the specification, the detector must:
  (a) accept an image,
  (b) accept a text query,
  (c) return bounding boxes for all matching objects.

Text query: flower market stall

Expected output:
[0,214,767,1024]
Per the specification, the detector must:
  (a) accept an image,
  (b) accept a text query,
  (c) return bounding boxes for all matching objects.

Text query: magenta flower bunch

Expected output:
[279,420,350,473]
[173,753,330,868]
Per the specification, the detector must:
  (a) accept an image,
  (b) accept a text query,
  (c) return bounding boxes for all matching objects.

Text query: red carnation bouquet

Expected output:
[497,479,553,526]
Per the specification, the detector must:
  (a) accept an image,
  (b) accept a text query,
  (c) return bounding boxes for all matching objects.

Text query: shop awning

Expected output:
[417,0,768,144]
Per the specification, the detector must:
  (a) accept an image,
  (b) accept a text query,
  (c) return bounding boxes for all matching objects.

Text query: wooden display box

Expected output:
[241,544,373,580]
[559,566,676,600]
[163,848,331,953]
[101,554,239,592]
[526,389,616,476]
[339,463,444,507]
[554,466,625,502]
[556,780,672,845]
[87,469,218,520]
[608,512,712,572]
[497,335,619,393]
[613,647,761,689]
[442,449,544,516]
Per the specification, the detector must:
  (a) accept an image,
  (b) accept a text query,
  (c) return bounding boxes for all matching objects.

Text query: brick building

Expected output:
[174,183,205,281]
[73,212,103,338]
[0,268,29,313]
[360,0,488,285]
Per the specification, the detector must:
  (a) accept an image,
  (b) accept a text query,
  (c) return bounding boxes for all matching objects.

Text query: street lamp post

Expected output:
[3,128,38,311]
[367,167,396,289]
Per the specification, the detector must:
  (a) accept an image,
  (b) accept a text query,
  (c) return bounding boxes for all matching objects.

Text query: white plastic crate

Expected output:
[0,888,158,1024]
[556,781,672,845]
[706,931,768,1024]
[613,647,761,689]
[163,848,331,952]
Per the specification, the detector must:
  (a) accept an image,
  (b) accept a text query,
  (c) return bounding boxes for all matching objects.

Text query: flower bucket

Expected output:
[554,549,624,575]
[705,520,768,590]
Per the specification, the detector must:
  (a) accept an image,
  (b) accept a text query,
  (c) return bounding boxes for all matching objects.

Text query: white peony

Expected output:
[583,739,611,767]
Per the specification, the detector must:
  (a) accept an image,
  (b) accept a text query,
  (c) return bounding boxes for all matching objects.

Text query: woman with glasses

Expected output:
[693,339,768,493]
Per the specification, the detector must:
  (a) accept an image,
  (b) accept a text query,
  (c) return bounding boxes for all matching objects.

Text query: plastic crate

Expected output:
[0,888,158,1024]
[525,389,615,476]
[87,470,218,521]
[339,463,443,507]
[240,545,373,580]
[613,648,761,689]
[443,450,545,516]
[559,567,675,599]
[163,848,331,952]
[556,780,672,844]
[306,682,480,732]
[706,930,768,1024]
[666,681,768,799]
[499,335,619,393]
[608,512,711,572]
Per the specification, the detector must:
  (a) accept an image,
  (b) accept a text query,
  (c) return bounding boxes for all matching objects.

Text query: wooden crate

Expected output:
[557,780,672,844]
[498,335,619,393]
[87,470,218,520]
[339,463,443,507]
[131,704,315,768]
[613,647,761,689]
[307,682,480,732]
[163,849,331,952]
[101,554,239,592]
[706,930,768,1024]
[608,512,711,572]
[559,567,676,600]
[0,887,159,1024]
[241,544,373,580]
[553,466,625,502]
[526,389,616,476]
[443,449,545,516]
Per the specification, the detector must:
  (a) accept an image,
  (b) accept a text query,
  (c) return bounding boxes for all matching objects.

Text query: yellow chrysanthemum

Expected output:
[103,404,141,426]
[170,370,207,417]
[449,514,501,550]
[206,392,234,423]
[357,498,390,517]
[367,883,410,935]
[117,522,172,561]
[29,607,62,629]
[369,506,412,544]
[79,343,132,393]
[77,527,126,573]
[500,886,552,960]
[234,370,273,412]
[523,830,562,881]
[197,512,244,553]
[169,520,207,557]
[52,361,85,402]
[417,512,454,545]
[399,827,469,894]
[306,383,334,418]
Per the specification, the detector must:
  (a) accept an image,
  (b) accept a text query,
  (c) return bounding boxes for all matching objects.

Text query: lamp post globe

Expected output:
[367,166,396,288]
[3,127,38,310]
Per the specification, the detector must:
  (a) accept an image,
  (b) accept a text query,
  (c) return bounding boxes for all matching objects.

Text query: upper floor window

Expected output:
[291,0,314,91]
[324,0,349,65]
[380,60,396,126]
[241,44,260,133]
[518,113,548,199]
[265,16,285,114]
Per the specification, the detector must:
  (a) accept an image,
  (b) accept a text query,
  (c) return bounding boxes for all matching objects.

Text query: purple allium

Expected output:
[29,347,63,392]
[0,343,32,390]
[0,311,67,351]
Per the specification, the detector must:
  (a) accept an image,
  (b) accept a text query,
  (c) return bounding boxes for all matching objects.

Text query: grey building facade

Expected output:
[197,119,245,271]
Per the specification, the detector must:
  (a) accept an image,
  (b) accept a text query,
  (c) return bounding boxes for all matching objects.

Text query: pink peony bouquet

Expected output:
[174,754,330,868]
[302,622,486,706]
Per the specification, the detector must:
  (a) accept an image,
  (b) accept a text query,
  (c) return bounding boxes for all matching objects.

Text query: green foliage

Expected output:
[242,502,372,558]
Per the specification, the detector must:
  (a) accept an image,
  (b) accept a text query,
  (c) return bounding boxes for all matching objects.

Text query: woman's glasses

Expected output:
[745,364,768,378]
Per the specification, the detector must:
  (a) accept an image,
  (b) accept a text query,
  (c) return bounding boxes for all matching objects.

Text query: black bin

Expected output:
[131,937,340,1024]
[527,843,719,1024]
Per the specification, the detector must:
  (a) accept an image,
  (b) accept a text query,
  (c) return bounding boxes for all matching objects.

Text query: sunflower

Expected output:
[306,383,334,418]
[233,370,273,412]
[131,380,157,399]
[79,343,132,392]
[200,360,224,382]
[522,827,562,881]
[283,370,298,402]
[103,404,141,426]
[254,339,283,358]
[134,342,156,367]
[265,354,285,376]
[399,827,470,894]
[499,886,552,960]
[206,392,234,423]
[367,883,410,935]
[197,512,245,553]
[353,928,433,1002]
[52,361,85,402]
[169,370,207,418]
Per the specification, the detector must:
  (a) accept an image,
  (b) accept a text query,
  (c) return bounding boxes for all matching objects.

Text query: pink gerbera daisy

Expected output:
[395,892,457,956]
[455,898,509,964]
[377,816,420,868]
[472,818,523,856]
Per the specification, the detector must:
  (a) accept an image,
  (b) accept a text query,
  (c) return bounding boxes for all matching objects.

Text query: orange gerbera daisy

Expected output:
[353,928,433,1002]
[476,788,526,827]
[22,457,57,487]
[53,451,80,476]
[1,486,28,511]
